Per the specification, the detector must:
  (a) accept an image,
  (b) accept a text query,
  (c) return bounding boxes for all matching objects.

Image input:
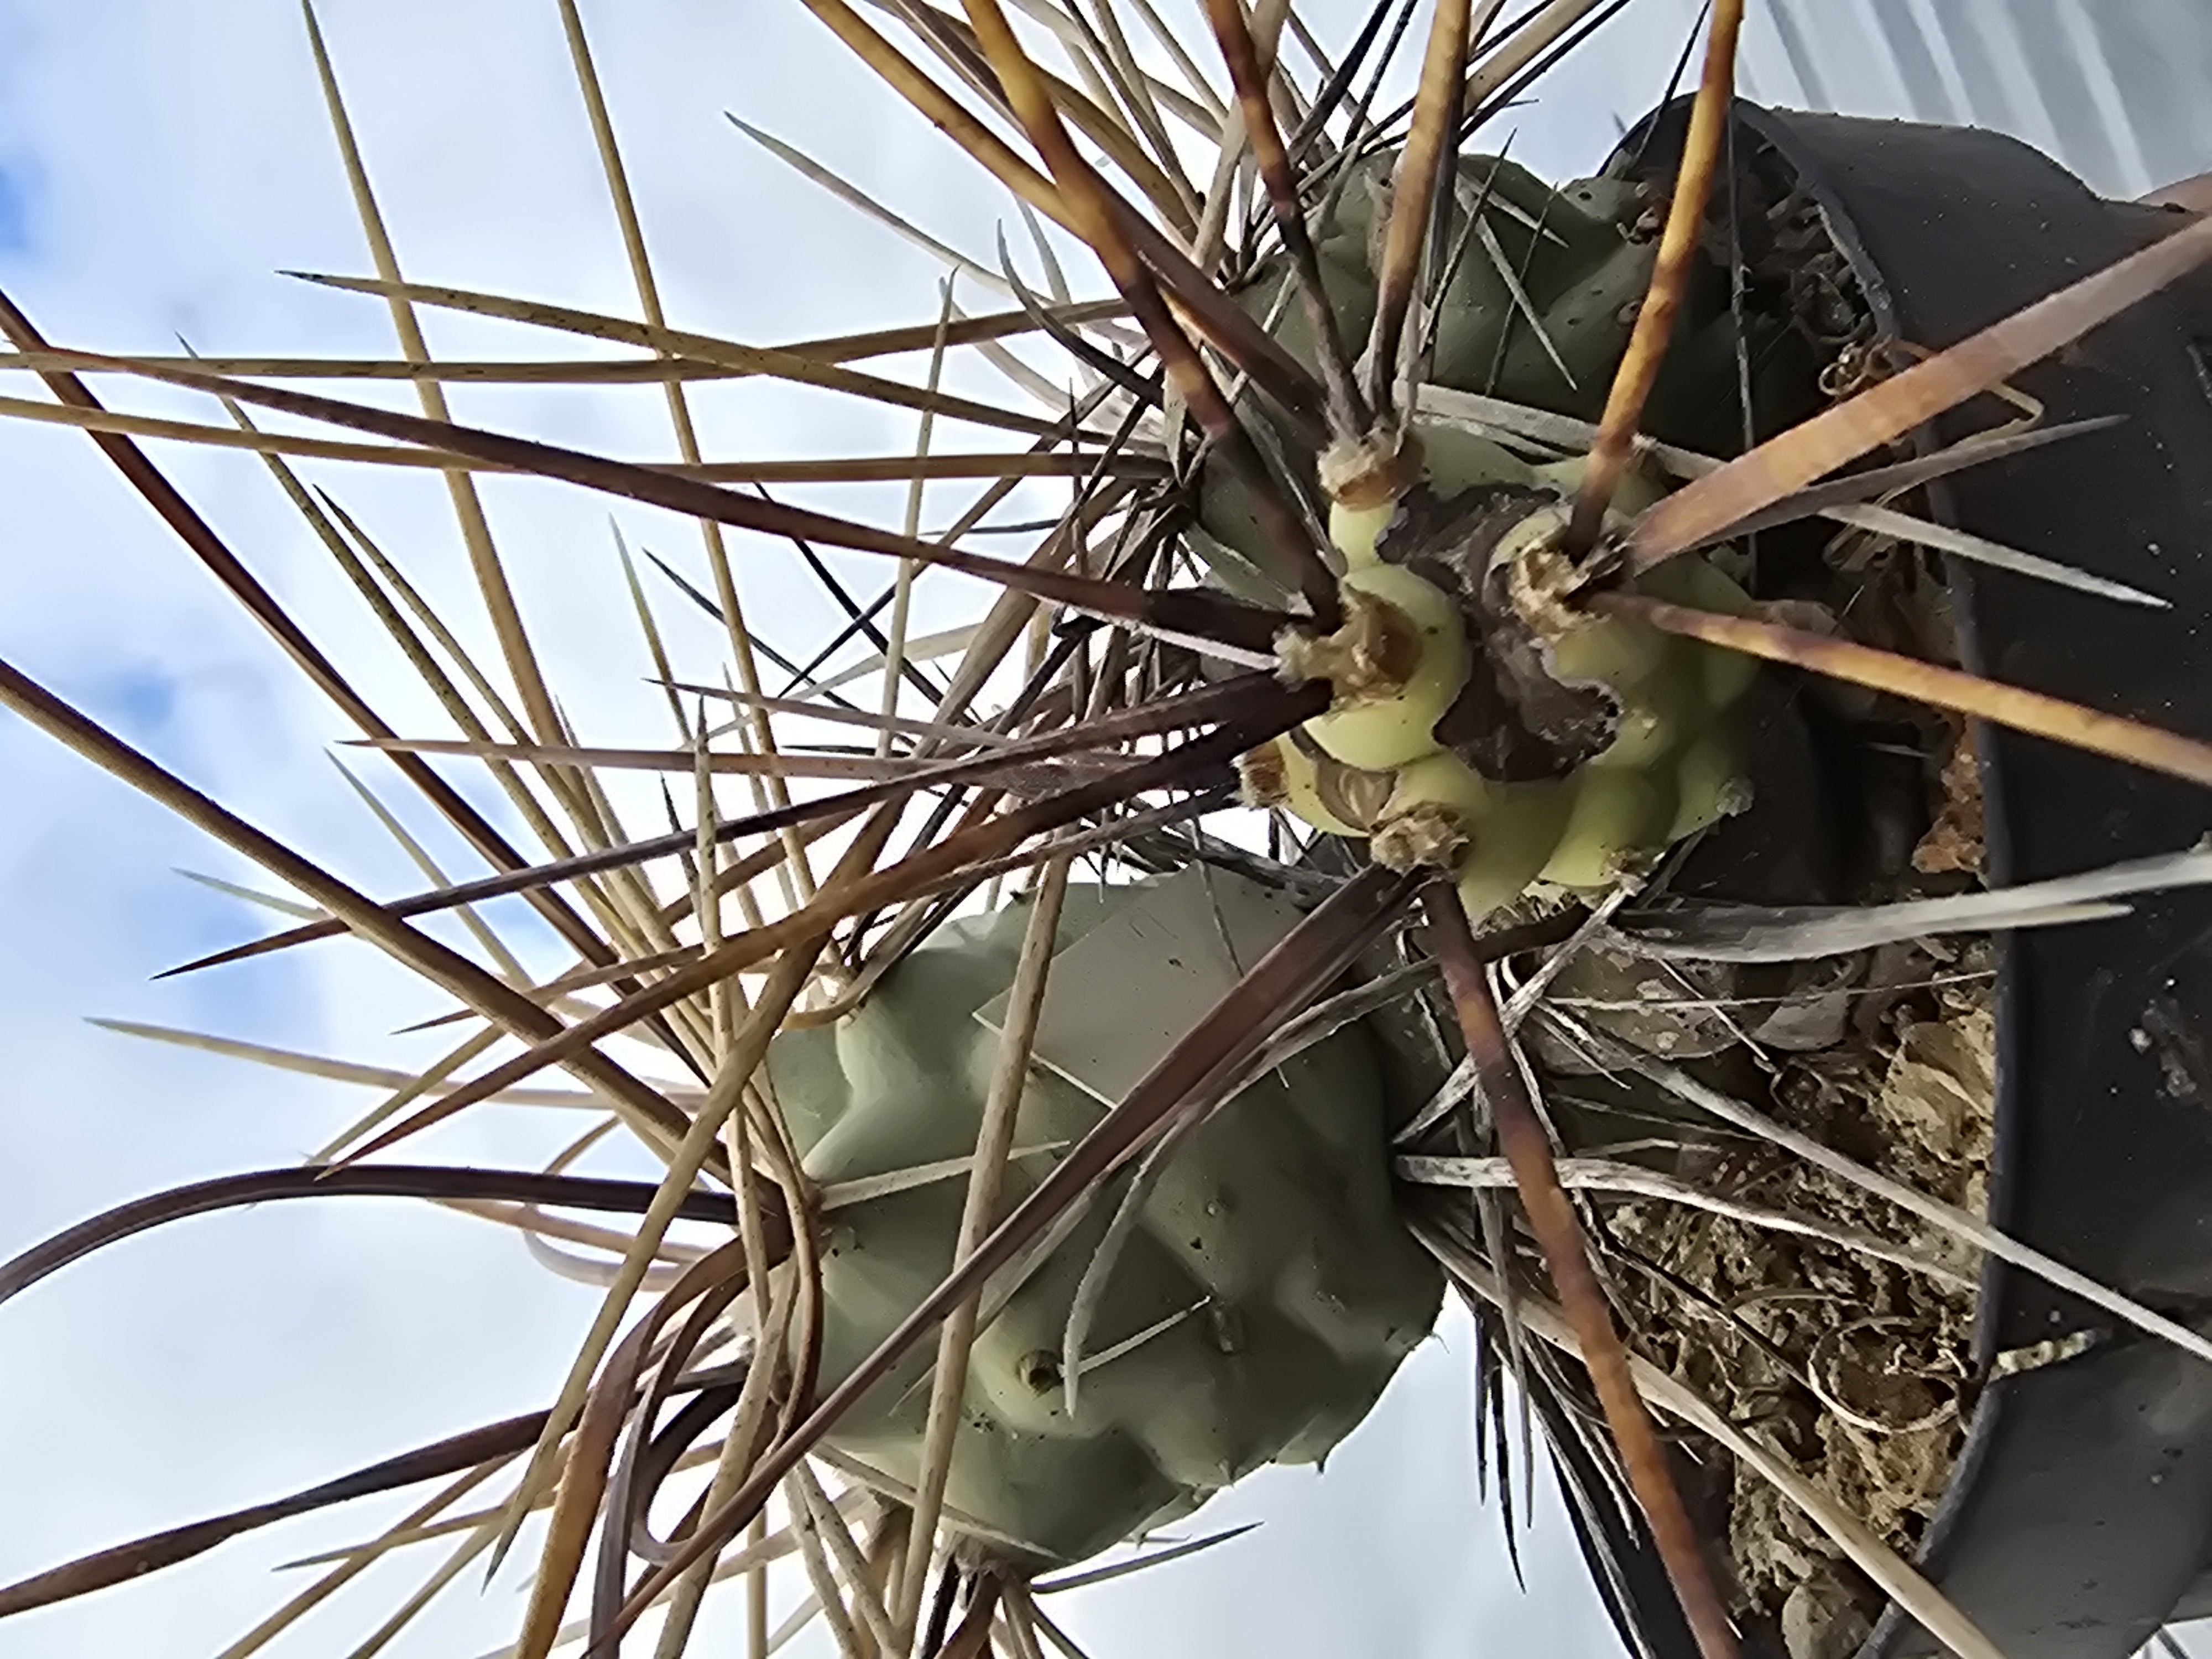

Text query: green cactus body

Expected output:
[1197,154,1665,593]
[1220,123,1770,909]
[1265,479,1760,911]
[1381,752,1575,916]
[1205,138,1768,973]
[764,871,1442,1566]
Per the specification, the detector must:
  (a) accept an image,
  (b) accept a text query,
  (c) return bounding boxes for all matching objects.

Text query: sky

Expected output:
[0,2,2199,1657]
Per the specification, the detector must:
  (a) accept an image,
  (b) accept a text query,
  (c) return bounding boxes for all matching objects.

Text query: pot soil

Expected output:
[1547,101,2212,1659]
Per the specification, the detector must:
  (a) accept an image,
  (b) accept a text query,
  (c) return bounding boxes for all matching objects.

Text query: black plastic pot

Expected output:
[1567,102,2212,1659]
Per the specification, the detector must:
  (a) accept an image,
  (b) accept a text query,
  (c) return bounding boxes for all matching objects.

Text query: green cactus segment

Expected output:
[1271,486,1759,916]
[1275,155,1656,419]
[765,870,1443,1567]
[1502,514,1758,889]
[1196,154,1674,594]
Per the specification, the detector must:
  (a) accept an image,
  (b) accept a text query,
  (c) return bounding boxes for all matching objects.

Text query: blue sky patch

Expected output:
[95,665,180,742]
[0,163,33,255]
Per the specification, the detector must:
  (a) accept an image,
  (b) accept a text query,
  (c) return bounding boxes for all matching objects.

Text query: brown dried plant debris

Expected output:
[1600,955,1996,1645]
[1912,728,1985,877]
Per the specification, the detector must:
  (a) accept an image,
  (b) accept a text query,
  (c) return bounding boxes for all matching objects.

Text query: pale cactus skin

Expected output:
[765,880,1444,1566]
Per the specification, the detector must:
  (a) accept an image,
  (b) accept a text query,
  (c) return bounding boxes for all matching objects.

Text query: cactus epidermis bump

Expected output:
[1265,489,1759,916]
[764,870,1442,1567]
[1382,752,1575,915]
[1290,561,1471,774]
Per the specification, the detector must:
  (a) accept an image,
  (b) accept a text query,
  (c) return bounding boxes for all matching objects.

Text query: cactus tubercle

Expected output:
[1254,496,1760,924]
[1281,562,1470,773]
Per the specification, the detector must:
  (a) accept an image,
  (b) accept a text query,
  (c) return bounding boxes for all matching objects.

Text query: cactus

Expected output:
[1191,144,1759,918]
[1284,560,1472,773]
[1262,474,1760,918]
[19,7,2193,1656]
[765,873,1443,1565]
[1197,152,1725,596]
